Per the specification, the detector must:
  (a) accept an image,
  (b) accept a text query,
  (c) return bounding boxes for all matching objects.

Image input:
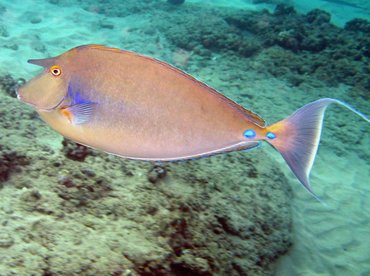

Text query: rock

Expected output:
[0,148,30,184]
[276,30,299,51]
[0,74,25,98]
[306,9,331,25]
[58,175,75,188]
[62,138,92,162]
[171,255,210,275]
[301,34,328,52]
[345,18,370,33]
[20,189,42,202]
[274,4,296,16]
[0,232,14,248]
[147,166,167,183]
[81,168,96,178]
[56,170,112,207]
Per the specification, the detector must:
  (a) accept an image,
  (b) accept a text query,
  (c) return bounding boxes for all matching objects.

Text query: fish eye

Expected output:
[50,65,62,77]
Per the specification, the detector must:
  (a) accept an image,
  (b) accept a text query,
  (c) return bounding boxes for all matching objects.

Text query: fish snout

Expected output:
[15,85,38,108]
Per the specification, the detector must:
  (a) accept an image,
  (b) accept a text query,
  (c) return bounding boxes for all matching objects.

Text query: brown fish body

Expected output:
[23,45,264,160]
[18,45,370,197]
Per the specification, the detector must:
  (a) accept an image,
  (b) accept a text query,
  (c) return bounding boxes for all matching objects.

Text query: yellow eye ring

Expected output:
[50,65,62,77]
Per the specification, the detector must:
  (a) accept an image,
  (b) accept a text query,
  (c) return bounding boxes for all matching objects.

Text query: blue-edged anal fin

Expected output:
[60,102,96,125]
[233,141,261,152]
[214,141,261,156]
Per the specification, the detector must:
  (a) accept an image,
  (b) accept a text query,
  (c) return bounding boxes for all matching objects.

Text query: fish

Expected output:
[17,44,369,198]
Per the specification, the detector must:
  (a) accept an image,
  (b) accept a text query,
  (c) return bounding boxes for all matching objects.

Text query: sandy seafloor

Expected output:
[0,0,369,275]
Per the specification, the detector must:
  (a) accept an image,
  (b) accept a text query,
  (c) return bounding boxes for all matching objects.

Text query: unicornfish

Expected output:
[17,45,369,197]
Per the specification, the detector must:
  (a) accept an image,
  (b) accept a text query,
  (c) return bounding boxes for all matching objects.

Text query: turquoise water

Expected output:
[0,0,369,275]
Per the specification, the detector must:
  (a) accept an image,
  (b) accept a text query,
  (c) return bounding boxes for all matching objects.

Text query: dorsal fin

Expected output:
[217,97,266,127]
[76,44,123,53]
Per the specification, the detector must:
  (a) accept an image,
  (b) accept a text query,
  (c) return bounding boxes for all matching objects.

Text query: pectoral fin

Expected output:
[61,103,96,125]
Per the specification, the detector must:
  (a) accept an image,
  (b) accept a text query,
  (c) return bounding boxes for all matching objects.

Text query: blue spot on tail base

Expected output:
[266,132,276,139]
[243,129,256,138]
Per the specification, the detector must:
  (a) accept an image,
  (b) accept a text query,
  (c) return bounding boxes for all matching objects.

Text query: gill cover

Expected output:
[17,57,68,111]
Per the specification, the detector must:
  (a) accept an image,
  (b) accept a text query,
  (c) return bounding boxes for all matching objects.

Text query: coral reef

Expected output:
[223,5,370,92]
[151,5,263,58]
[345,18,370,33]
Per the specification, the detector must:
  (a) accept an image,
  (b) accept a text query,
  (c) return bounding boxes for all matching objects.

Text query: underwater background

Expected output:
[0,0,369,275]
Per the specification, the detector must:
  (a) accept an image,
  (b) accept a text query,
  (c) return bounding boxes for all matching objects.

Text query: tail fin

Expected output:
[265,98,369,198]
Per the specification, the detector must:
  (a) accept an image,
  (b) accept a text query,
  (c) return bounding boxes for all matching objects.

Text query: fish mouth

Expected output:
[38,95,67,111]
[15,87,32,105]
[16,93,39,109]
[15,88,32,106]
